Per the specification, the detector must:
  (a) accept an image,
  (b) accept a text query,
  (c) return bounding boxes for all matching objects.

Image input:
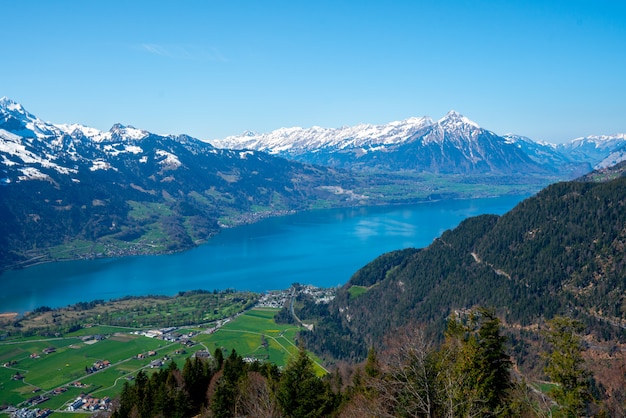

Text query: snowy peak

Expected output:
[0,97,64,139]
[210,116,434,155]
[0,97,29,115]
[210,111,490,156]
[437,110,481,130]
[55,123,104,138]
[0,98,153,145]
[417,110,484,146]
[567,134,626,149]
[558,133,626,168]
[108,123,149,142]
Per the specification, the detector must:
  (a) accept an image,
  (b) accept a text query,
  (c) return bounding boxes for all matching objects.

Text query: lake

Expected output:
[0,195,527,313]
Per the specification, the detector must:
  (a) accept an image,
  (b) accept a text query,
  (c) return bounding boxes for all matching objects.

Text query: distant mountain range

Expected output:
[2,96,625,271]
[211,111,626,175]
[0,97,361,270]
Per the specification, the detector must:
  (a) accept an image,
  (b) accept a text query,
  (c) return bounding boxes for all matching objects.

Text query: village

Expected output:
[3,285,336,417]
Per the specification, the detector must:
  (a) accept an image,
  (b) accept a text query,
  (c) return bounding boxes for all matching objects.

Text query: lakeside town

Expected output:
[2,285,336,417]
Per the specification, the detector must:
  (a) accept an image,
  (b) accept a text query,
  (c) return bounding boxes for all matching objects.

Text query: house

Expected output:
[149,360,163,368]
[194,350,210,359]
[68,398,84,411]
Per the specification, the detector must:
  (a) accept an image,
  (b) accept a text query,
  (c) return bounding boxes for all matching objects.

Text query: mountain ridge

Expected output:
[0,96,621,272]
[210,108,625,175]
[299,162,626,362]
[0,98,367,271]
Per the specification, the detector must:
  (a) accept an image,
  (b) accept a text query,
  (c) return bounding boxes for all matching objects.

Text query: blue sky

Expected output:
[2,1,625,143]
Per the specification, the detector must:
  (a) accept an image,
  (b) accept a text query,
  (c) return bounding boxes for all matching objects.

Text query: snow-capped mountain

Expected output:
[0,97,355,270]
[557,134,626,168]
[212,110,584,175]
[211,110,625,176]
[211,116,434,156]
[364,111,554,174]
[2,96,624,271]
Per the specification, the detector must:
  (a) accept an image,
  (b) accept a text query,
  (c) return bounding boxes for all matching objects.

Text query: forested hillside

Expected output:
[291,164,626,384]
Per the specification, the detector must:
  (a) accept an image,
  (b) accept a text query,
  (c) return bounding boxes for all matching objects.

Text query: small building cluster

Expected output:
[258,285,336,308]
[10,408,51,418]
[134,327,197,343]
[257,290,289,308]
[67,394,111,412]
[86,359,110,373]
[25,395,49,407]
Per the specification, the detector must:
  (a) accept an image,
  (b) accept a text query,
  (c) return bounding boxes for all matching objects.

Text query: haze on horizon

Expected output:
[2,0,625,144]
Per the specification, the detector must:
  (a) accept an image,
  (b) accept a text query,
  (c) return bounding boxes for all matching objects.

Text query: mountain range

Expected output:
[2,97,625,271]
[211,111,626,175]
[0,97,362,270]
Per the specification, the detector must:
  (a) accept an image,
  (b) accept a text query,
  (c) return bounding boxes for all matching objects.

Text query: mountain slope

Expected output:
[301,166,626,360]
[211,116,434,157]
[0,98,359,270]
[357,111,554,174]
[558,134,626,168]
[211,111,595,176]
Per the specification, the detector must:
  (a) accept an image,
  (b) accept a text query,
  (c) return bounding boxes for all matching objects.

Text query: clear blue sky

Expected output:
[2,0,625,143]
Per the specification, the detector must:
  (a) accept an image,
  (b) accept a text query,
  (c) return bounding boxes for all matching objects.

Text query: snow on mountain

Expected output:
[557,134,626,167]
[0,97,65,139]
[210,116,434,155]
[567,134,626,149]
[419,110,483,146]
[0,127,77,175]
[595,143,626,169]
[3,96,626,180]
[0,99,168,182]
[55,122,103,138]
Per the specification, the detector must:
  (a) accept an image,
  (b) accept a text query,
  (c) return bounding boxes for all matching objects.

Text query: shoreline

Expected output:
[0,192,534,315]
[0,192,531,275]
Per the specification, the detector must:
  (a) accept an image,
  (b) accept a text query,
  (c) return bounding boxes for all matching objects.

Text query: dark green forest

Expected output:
[107,165,626,416]
[112,308,600,417]
[298,171,626,364]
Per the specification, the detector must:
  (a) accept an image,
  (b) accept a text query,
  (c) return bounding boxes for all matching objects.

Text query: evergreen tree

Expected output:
[474,307,512,414]
[277,346,336,417]
[183,356,211,410]
[543,316,591,417]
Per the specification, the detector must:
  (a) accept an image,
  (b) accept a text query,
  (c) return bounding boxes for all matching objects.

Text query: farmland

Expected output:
[0,288,326,415]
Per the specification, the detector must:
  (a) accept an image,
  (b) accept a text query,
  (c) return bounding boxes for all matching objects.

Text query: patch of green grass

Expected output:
[0,366,32,405]
[0,334,168,406]
[47,240,103,260]
[199,308,326,374]
[127,201,174,221]
[532,381,558,394]
[204,188,235,204]
[65,325,140,337]
[348,285,369,299]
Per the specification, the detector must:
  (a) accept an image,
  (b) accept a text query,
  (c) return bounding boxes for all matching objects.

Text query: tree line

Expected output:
[111,308,599,417]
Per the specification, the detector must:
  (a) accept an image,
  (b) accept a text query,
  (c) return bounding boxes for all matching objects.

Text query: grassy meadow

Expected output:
[0,305,319,412]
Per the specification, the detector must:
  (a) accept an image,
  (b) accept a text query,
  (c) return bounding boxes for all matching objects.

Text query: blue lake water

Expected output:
[0,195,528,313]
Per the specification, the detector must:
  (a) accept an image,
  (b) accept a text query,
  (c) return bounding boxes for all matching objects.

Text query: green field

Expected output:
[347,285,369,299]
[0,306,320,412]
[198,308,327,374]
[0,334,169,408]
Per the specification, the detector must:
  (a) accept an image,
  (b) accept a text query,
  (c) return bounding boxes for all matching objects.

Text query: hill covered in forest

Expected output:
[296,162,626,362]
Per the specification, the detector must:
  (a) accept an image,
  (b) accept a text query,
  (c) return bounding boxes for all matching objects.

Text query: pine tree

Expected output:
[543,316,591,417]
[277,346,336,417]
